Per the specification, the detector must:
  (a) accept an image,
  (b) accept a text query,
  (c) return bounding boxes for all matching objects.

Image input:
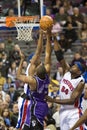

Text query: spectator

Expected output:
[51,18,62,34]
[72,7,84,27]
[55,7,68,26]
[1,50,10,78]
[64,15,78,28]
[0,99,3,115]
[6,37,15,55]
[5,94,11,108]
[58,33,68,52]
[0,117,7,130]
[3,77,12,92]
[1,108,11,128]
[9,44,21,66]
[64,22,78,50]
[11,103,19,127]
[5,8,15,16]
[0,72,6,87]
[8,84,20,103]
[8,61,18,82]
[21,60,28,74]
[48,79,59,98]
[0,42,6,53]
[79,39,87,65]
[70,52,86,66]
[84,1,87,7]
[82,0,87,6]
[63,1,73,15]
[53,66,63,83]
[52,0,61,15]
[78,22,87,40]
[46,8,54,19]
[1,100,9,110]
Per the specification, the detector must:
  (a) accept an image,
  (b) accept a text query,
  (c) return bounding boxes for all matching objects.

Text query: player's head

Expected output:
[84,83,87,99]
[70,62,86,76]
[36,63,47,79]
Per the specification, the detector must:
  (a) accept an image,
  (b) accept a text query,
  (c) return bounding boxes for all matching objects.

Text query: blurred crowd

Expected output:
[0,0,87,130]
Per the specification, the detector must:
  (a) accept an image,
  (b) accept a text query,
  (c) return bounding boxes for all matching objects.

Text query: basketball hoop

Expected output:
[6,16,39,41]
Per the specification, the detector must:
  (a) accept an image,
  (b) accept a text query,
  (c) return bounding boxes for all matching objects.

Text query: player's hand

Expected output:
[47,27,52,33]
[39,29,44,35]
[70,128,74,130]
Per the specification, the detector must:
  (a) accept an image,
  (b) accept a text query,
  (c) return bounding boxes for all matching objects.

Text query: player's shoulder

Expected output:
[79,80,85,85]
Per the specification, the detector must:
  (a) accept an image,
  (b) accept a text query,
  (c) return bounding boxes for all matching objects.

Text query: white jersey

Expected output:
[24,63,31,94]
[59,71,84,109]
[16,63,31,129]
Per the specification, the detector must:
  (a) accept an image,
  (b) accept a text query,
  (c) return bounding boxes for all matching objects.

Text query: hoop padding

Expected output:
[6,16,38,41]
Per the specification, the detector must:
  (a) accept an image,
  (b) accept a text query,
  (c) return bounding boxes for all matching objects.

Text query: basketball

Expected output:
[40,15,53,31]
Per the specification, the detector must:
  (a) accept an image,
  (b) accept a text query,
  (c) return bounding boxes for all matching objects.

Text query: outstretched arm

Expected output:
[44,30,52,76]
[70,109,87,130]
[16,51,34,81]
[54,81,85,105]
[53,36,70,74]
[45,81,85,105]
[30,30,43,65]
[29,29,43,75]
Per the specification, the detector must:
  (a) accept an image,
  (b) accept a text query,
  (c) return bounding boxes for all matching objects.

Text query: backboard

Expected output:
[17,0,44,18]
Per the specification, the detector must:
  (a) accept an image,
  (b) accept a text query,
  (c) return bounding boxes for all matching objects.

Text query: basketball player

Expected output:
[16,29,52,130]
[52,36,86,130]
[16,63,31,130]
[70,83,87,130]
[16,30,44,130]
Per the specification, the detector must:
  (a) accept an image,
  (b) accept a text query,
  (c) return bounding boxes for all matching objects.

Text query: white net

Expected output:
[5,16,39,41]
[15,23,33,41]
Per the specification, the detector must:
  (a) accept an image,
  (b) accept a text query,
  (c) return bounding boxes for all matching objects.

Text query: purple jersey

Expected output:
[25,74,50,126]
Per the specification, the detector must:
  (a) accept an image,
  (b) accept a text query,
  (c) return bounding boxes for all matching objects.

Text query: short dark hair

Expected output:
[36,64,47,79]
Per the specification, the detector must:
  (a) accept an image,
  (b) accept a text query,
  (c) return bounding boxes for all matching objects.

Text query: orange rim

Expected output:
[6,16,38,27]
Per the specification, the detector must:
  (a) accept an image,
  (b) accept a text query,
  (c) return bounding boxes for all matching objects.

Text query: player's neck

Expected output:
[71,73,80,79]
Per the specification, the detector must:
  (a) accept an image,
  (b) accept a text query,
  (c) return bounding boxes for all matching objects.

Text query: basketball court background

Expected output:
[0,0,58,77]
[0,0,46,40]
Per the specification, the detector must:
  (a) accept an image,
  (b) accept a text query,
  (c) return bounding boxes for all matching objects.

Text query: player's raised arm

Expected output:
[44,29,52,76]
[30,29,43,65]
[28,29,43,76]
[53,35,70,74]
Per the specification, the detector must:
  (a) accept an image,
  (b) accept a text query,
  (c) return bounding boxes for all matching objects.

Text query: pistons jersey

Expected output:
[59,71,84,109]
